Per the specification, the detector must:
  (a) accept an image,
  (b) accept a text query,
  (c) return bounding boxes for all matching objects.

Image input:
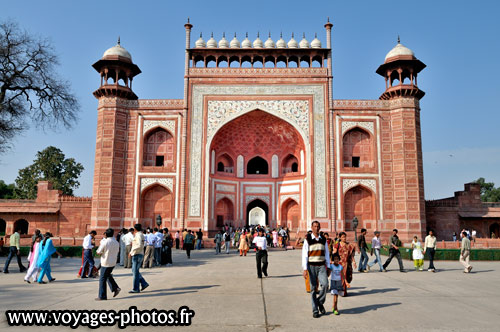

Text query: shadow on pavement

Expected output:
[348,287,399,297]
[341,302,402,314]
[121,290,197,300]
[268,274,301,279]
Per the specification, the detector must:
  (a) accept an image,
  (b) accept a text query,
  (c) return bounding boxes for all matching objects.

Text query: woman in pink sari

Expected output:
[24,234,42,283]
[332,232,356,296]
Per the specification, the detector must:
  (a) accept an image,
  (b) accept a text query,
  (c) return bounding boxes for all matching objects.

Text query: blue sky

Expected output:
[1,0,499,199]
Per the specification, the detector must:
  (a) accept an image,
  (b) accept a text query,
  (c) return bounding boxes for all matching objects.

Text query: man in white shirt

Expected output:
[423,230,437,272]
[122,228,134,268]
[142,228,156,268]
[153,228,163,266]
[253,229,268,278]
[81,230,97,278]
[302,221,330,318]
[96,228,120,300]
[367,231,383,272]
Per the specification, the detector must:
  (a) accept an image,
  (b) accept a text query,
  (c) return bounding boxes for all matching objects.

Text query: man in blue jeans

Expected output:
[96,228,120,300]
[357,228,369,272]
[129,224,149,293]
[81,230,96,278]
[367,231,384,272]
[302,221,330,318]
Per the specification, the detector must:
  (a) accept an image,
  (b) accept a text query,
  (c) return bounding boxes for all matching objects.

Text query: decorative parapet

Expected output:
[60,196,92,202]
[189,67,328,77]
[98,97,184,110]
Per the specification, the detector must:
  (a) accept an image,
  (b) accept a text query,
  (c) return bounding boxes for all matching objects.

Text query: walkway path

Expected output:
[1,249,499,331]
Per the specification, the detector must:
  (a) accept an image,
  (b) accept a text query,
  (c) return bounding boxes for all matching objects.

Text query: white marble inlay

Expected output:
[245,187,270,194]
[280,184,300,194]
[342,178,377,194]
[140,177,173,193]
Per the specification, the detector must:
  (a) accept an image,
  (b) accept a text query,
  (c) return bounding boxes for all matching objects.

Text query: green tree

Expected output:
[474,178,500,202]
[14,146,84,199]
[0,180,15,198]
[0,20,79,153]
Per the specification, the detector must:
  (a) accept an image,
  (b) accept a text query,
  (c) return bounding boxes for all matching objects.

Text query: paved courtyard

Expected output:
[0,248,499,331]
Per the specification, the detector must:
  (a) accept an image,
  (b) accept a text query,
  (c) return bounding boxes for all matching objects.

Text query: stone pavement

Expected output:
[0,248,499,331]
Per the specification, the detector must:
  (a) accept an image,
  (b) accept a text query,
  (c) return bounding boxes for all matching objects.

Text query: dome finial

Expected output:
[303,32,305,38]
[280,31,283,38]
[246,32,248,38]
[327,17,330,23]
[315,32,317,38]
[187,17,190,24]
[234,32,237,37]
[398,35,400,44]
[200,32,202,37]
[117,36,120,45]
[269,31,271,38]
[211,32,213,37]
[223,32,225,38]
[257,31,260,38]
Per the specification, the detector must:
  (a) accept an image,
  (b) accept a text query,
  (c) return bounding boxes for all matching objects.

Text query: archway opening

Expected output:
[344,185,375,230]
[143,127,175,169]
[216,198,234,229]
[281,154,299,174]
[281,199,300,230]
[14,219,29,235]
[246,199,268,227]
[0,218,6,236]
[490,222,500,238]
[140,185,172,229]
[343,127,374,169]
[247,156,268,175]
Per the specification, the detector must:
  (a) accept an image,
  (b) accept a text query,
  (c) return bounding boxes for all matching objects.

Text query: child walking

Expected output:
[411,236,424,271]
[330,253,349,315]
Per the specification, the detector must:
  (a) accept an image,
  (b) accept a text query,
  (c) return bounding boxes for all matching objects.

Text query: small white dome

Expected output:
[195,33,206,48]
[385,40,415,61]
[253,33,263,48]
[241,33,252,48]
[310,33,321,48]
[264,33,275,48]
[218,33,229,48]
[276,33,286,48]
[206,33,217,48]
[230,34,240,48]
[299,34,309,48]
[287,33,298,48]
[103,38,132,60]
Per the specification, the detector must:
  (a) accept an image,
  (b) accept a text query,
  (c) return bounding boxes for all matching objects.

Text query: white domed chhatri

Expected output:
[264,33,275,48]
[103,37,132,61]
[253,32,263,48]
[299,33,309,48]
[230,33,240,48]
[218,33,229,48]
[310,33,321,48]
[241,33,252,48]
[206,33,217,48]
[385,37,415,61]
[195,33,206,48]
[276,32,286,48]
[287,33,298,48]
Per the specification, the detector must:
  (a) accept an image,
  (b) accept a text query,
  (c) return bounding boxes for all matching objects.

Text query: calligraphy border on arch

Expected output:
[189,85,327,218]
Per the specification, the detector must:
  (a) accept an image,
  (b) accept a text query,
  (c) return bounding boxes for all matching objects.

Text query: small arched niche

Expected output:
[247,156,269,175]
[282,154,299,174]
[216,153,234,174]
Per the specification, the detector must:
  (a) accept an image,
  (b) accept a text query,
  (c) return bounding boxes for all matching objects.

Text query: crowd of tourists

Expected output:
[0,222,476,307]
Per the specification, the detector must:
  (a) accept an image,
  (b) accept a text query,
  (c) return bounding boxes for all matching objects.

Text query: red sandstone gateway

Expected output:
[1,20,499,244]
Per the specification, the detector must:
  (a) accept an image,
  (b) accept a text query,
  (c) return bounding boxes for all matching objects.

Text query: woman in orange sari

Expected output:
[333,232,356,296]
